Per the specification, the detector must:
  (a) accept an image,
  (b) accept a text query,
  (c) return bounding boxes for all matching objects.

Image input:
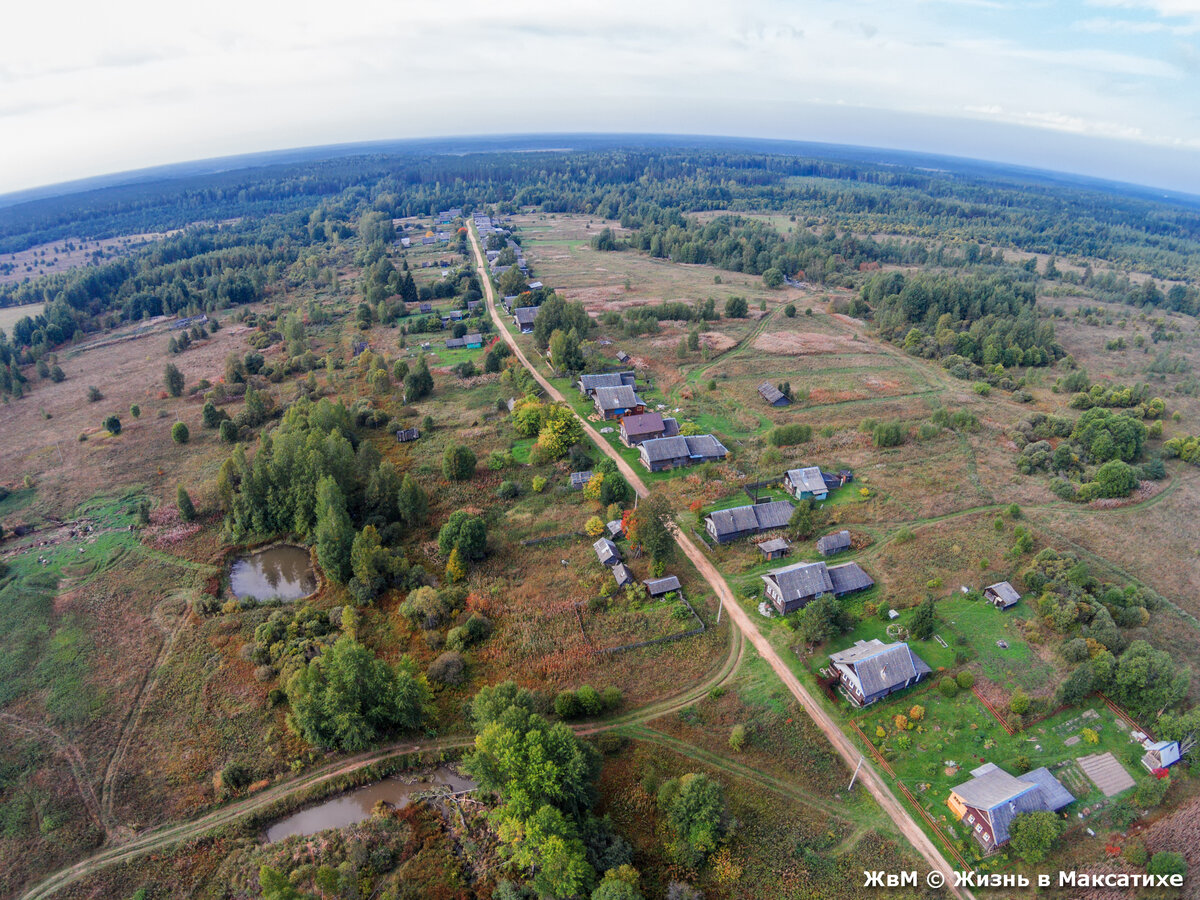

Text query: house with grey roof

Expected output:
[761,560,874,614]
[758,537,791,560]
[578,371,636,396]
[593,385,645,420]
[817,530,852,557]
[606,519,625,540]
[619,411,677,446]
[948,763,1074,851]
[829,639,932,706]
[639,434,728,472]
[395,427,420,443]
[594,538,621,567]
[984,581,1021,609]
[616,350,631,364]
[570,471,593,490]
[513,307,539,333]
[704,499,795,544]
[785,466,829,501]
[644,576,682,597]
[758,382,789,406]
[612,563,634,588]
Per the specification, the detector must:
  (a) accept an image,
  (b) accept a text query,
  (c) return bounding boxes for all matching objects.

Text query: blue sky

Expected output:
[3,0,1200,194]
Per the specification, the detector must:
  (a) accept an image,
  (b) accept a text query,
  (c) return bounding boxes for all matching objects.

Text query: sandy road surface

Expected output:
[469,224,971,899]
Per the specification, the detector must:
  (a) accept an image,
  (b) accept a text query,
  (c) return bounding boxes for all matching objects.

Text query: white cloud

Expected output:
[1,0,1199,193]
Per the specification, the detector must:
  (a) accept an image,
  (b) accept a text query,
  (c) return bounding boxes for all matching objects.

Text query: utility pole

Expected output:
[848,755,864,791]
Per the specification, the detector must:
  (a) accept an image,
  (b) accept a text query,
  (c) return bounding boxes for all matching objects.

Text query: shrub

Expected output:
[496,480,519,500]
[872,422,906,448]
[783,303,796,318]
[555,689,581,719]
[585,516,606,537]
[171,422,189,444]
[1147,851,1186,880]
[939,676,958,697]
[427,651,467,686]
[87,385,102,402]
[219,419,238,443]
[103,415,121,435]
[956,671,974,689]
[728,724,746,752]
[442,444,476,481]
[129,404,141,418]
[577,685,603,716]
[600,686,622,710]
[531,475,547,493]
[769,423,813,446]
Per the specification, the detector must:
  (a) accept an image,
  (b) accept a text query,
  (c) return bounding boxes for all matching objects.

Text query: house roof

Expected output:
[828,562,874,594]
[951,765,1073,844]
[787,466,827,494]
[765,561,834,601]
[464,333,482,343]
[570,470,593,487]
[985,581,1022,607]
[758,538,791,554]
[621,411,665,438]
[758,382,787,403]
[640,434,729,463]
[580,372,636,393]
[705,500,795,538]
[445,338,465,349]
[594,538,620,565]
[606,520,624,537]
[644,576,682,596]
[612,563,634,587]
[817,530,852,555]
[594,385,641,411]
[831,640,931,697]
[514,306,539,325]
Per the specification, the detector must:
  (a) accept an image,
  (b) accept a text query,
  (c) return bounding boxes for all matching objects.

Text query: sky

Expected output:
[4,0,1200,195]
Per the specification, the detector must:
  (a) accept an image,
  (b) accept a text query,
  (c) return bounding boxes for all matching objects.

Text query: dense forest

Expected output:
[4,141,1200,275]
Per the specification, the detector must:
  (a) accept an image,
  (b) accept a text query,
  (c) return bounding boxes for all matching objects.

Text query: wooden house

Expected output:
[639,434,728,472]
[829,639,932,707]
[513,307,539,333]
[758,382,789,406]
[817,530,852,557]
[594,538,621,567]
[785,466,828,501]
[758,538,791,560]
[612,563,634,588]
[761,560,873,615]
[947,763,1074,852]
[704,500,794,544]
[644,576,681,598]
[619,411,677,446]
[578,371,636,396]
[983,582,1021,609]
[395,427,420,443]
[593,385,645,420]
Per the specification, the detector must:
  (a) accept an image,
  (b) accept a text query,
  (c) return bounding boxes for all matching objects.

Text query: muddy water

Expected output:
[266,768,476,842]
[229,545,317,601]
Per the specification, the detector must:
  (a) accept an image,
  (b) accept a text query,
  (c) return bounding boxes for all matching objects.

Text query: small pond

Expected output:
[265,768,476,842]
[229,545,317,601]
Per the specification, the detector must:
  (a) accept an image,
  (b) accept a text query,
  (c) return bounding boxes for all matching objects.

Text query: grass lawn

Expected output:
[856,687,1148,866]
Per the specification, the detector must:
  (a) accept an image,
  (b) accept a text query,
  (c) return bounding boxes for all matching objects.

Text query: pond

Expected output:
[265,768,476,842]
[229,545,317,601]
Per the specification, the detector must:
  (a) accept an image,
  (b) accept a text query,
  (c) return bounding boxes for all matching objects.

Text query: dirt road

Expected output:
[469,224,971,899]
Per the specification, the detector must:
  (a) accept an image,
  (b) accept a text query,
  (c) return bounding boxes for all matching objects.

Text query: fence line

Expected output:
[971,687,1016,736]
[521,531,586,547]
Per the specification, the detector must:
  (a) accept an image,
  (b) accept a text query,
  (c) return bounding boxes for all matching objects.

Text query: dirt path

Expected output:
[19,620,747,900]
[0,713,106,836]
[99,593,191,830]
[470,224,972,899]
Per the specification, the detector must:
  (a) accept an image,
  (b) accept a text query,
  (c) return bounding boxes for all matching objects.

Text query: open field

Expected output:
[0,232,178,285]
[0,301,45,331]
